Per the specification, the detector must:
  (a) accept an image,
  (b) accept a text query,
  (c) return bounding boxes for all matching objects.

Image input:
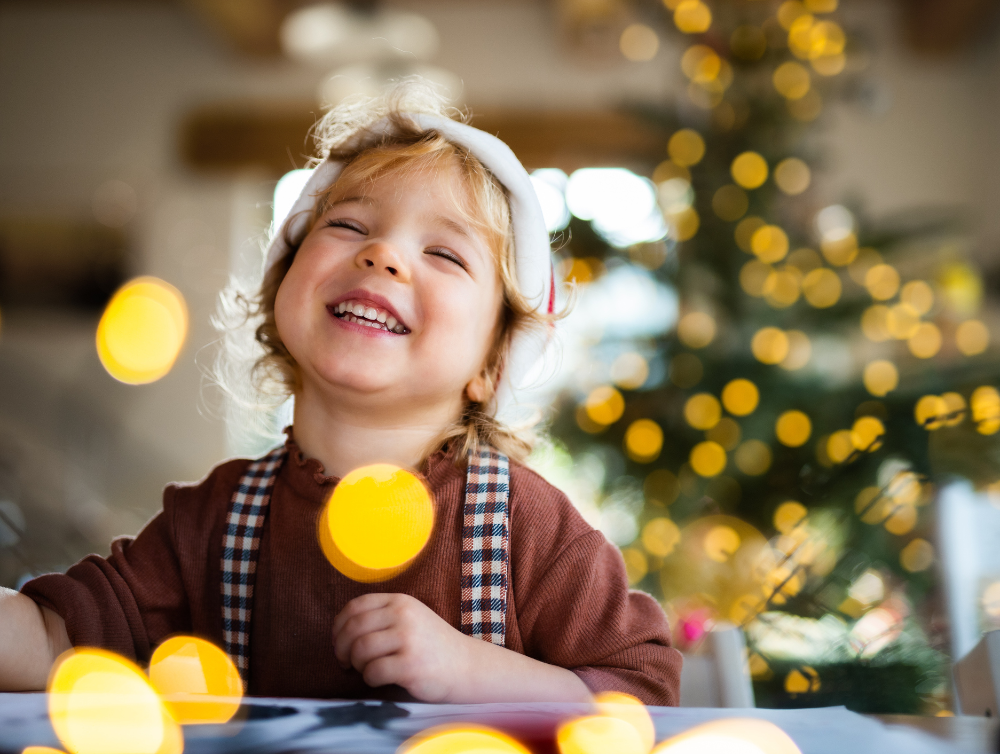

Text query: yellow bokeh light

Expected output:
[865,264,900,300]
[48,649,181,754]
[780,329,812,370]
[645,469,680,506]
[956,319,990,356]
[670,352,703,388]
[861,305,891,342]
[774,501,807,534]
[752,327,790,364]
[595,692,655,753]
[863,360,898,397]
[148,636,242,724]
[941,391,967,426]
[563,257,595,285]
[885,503,917,536]
[786,247,822,273]
[685,392,722,430]
[886,303,920,340]
[778,0,809,30]
[900,538,935,573]
[652,718,802,754]
[706,416,742,450]
[826,429,855,464]
[809,20,845,58]
[730,25,767,61]
[731,152,769,190]
[763,268,801,308]
[721,378,759,416]
[751,225,789,263]
[611,352,650,390]
[972,386,1000,434]
[642,517,682,558]
[667,206,700,242]
[774,158,811,195]
[788,15,816,59]
[901,280,934,315]
[851,416,884,452]
[735,216,766,252]
[625,419,664,462]
[887,471,922,506]
[713,184,749,221]
[915,395,948,430]
[776,410,812,447]
[586,385,626,425]
[734,439,772,476]
[801,267,841,308]
[96,277,188,385]
[401,725,531,754]
[849,246,882,284]
[674,0,712,34]
[939,262,984,315]
[812,52,846,76]
[620,24,660,62]
[773,61,811,99]
[785,667,821,694]
[690,441,727,477]
[680,45,720,82]
[22,749,66,754]
[703,525,741,562]
[678,311,716,348]
[653,159,691,184]
[668,128,706,167]
[855,486,890,524]
[908,322,942,359]
[557,716,647,754]
[740,260,771,297]
[319,464,434,582]
[820,232,858,266]
[622,547,648,584]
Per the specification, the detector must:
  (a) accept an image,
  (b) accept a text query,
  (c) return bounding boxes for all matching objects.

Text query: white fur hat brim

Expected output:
[263,113,555,419]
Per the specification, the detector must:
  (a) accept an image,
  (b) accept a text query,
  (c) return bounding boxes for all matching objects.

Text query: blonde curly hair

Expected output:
[217,80,560,465]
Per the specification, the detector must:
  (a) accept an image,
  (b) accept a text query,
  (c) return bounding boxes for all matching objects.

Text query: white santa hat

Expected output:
[263,113,555,420]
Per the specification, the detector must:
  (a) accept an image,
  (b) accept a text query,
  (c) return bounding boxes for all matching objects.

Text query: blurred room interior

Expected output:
[3,0,1000,717]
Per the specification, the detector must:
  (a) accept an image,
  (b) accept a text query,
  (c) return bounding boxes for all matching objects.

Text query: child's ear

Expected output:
[465,373,490,404]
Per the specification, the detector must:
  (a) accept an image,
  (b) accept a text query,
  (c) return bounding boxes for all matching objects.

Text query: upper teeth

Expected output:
[335,299,406,333]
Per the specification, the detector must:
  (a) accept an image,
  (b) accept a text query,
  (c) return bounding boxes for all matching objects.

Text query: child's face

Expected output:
[273,161,504,418]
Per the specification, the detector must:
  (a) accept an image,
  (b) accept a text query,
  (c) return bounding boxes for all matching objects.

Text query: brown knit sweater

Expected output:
[21,433,681,705]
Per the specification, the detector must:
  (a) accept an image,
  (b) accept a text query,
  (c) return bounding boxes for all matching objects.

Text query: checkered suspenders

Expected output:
[460,446,511,646]
[220,443,511,688]
[220,445,287,689]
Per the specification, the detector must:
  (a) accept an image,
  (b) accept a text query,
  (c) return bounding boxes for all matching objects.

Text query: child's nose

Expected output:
[355,241,411,282]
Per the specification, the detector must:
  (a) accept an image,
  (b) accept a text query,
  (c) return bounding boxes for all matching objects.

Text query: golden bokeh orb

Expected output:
[740,260,772,297]
[97,277,188,385]
[652,717,803,754]
[751,327,790,364]
[690,441,727,477]
[901,280,934,315]
[585,385,626,425]
[778,0,809,30]
[319,464,434,582]
[884,503,918,536]
[668,128,706,167]
[774,157,811,195]
[826,429,855,464]
[900,538,935,573]
[620,23,660,62]
[863,360,898,397]
[684,392,722,430]
[820,232,858,266]
[776,410,812,447]
[625,419,664,462]
[703,524,742,562]
[956,319,990,356]
[680,44,720,81]
[706,416,742,450]
[653,159,691,184]
[941,392,967,426]
[908,322,942,359]
[611,351,650,390]
[674,0,713,34]
[773,61,811,99]
[788,88,823,121]
[763,268,802,308]
[401,725,531,754]
[642,517,682,558]
[886,303,920,340]
[774,501,808,534]
[48,649,181,754]
[731,152,769,190]
[621,548,648,584]
[148,636,242,725]
[972,386,1000,434]
[594,692,655,754]
[788,15,816,60]
[712,184,749,221]
[751,225,790,264]
[812,52,846,76]
[734,439,772,476]
[861,304,891,342]
[678,311,717,348]
[851,416,885,452]
[801,267,841,308]
[721,378,759,416]
[558,715,647,754]
[735,216,766,252]
[809,20,846,58]
[780,329,812,370]
[865,264,900,301]
[914,395,948,431]
[667,206,700,242]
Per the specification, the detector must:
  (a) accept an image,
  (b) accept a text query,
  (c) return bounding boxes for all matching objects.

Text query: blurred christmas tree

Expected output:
[541,0,1000,713]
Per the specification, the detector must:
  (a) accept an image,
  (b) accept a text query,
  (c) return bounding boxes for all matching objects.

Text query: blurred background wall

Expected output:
[2,0,1000,709]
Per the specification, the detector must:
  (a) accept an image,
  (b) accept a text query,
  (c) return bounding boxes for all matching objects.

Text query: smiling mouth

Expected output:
[329,299,409,334]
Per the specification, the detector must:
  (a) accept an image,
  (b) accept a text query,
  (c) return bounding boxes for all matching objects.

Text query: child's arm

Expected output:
[332,593,592,703]
[0,587,71,691]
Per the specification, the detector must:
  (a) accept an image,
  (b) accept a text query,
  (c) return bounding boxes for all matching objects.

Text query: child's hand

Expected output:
[332,593,473,702]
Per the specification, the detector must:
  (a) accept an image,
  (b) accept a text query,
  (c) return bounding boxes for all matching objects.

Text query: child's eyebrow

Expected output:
[324,195,375,210]
[433,215,475,243]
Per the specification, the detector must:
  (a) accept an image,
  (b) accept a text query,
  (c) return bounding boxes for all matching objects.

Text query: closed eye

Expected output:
[426,248,468,271]
[325,219,367,234]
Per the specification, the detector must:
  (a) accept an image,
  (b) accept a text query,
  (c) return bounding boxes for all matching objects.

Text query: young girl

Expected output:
[0,83,682,705]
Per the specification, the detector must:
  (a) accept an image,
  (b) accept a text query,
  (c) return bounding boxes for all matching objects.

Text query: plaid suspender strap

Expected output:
[460,446,511,646]
[220,445,287,689]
